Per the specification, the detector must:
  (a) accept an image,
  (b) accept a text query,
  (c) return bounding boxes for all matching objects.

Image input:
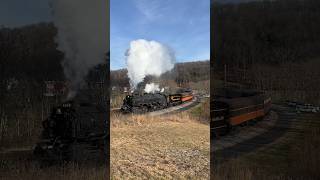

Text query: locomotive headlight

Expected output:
[56,108,62,114]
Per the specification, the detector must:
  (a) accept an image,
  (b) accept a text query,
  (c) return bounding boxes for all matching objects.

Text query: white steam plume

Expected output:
[51,0,109,99]
[144,83,160,93]
[126,39,175,89]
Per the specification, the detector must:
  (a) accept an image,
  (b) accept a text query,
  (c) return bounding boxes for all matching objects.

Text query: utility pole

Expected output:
[224,64,227,88]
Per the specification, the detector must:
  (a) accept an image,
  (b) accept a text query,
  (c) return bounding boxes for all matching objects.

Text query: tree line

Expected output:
[110,60,210,88]
[212,0,320,103]
[212,0,320,70]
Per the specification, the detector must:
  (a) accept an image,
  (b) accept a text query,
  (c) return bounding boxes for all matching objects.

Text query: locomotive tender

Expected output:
[121,88,194,113]
[212,88,272,136]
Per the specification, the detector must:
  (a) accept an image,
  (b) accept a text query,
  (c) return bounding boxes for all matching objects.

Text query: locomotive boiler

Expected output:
[121,88,194,113]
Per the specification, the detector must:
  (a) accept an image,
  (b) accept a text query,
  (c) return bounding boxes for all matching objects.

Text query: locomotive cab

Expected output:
[42,101,75,140]
[121,95,133,112]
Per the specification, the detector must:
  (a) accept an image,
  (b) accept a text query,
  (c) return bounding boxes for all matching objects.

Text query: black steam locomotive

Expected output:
[34,95,108,165]
[121,88,194,113]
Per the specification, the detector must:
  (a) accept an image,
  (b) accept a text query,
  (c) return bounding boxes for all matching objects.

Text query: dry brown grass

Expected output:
[189,98,210,123]
[0,159,107,180]
[110,112,210,179]
[287,127,320,179]
[0,96,55,149]
[212,113,320,180]
[111,93,126,109]
[212,159,294,180]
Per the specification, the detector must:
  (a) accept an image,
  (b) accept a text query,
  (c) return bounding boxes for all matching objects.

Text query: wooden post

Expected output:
[224,64,227,87]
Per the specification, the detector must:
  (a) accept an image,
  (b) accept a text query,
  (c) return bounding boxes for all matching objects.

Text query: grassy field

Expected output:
[212,112,320,180]
[0,159,107,180]
[110,101,210,179]
[110,92,126,109]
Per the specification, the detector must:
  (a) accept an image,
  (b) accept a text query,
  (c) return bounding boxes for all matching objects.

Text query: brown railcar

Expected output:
[169,91,193,104]
[212,88,271,136]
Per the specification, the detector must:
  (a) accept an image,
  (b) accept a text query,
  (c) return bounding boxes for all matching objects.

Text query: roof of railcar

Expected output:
[213,88,267,109]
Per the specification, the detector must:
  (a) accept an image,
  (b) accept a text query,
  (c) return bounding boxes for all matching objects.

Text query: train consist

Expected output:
[34,93,108,165]
[212,88,272,136]
[121,88,194,113]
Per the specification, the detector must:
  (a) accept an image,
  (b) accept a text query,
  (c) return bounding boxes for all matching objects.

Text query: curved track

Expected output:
[212,104,312,164]
[148,95,202,116]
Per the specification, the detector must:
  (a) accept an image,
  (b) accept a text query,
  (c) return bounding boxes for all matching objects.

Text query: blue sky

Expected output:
[0,0,257,28]
[0,0,51,27]
[111,0,210,70]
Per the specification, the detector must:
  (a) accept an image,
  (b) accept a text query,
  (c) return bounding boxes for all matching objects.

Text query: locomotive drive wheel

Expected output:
[142,105,149,112]
[33,141,71,166]
[65,142,106,166]
[132,107,144,114]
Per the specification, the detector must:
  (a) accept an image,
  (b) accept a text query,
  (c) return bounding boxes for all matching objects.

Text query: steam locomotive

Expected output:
[212,88,271,136]
[121,88,194,113]
[34,94,108,165]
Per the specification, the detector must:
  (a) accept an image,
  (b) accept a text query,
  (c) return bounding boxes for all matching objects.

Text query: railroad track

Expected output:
[212,104,320,164]
[149,95,202,116]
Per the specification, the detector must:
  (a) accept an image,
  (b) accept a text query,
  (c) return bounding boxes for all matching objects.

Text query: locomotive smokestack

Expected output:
[51,0,109,99]
[126,39,175,91]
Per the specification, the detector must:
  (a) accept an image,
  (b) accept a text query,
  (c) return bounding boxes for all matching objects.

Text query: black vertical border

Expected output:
[210,0,216,179]
[105,0,110,178]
